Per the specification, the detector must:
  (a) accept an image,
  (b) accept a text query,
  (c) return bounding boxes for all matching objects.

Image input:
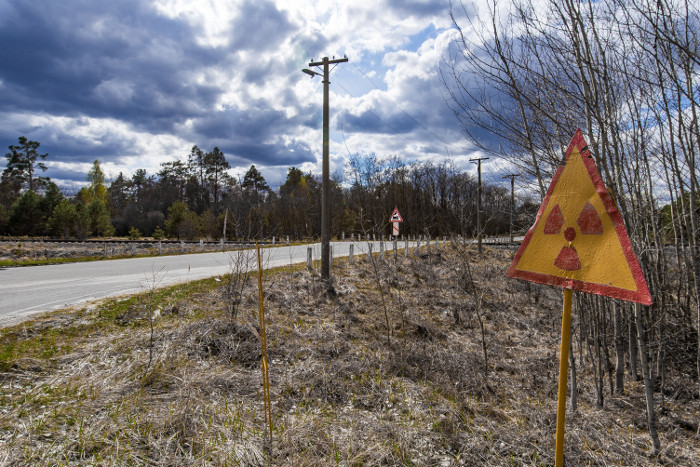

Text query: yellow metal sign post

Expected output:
[506,129,651,466]
[256,244,272,443]
[554,288,573,466]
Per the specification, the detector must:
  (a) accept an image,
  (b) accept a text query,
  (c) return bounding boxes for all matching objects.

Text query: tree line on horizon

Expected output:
[0,137,538,241]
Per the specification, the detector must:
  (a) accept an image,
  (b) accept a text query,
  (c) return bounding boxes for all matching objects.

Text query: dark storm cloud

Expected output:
[0,0,222,129]
[339,109,418,134]
[193,106,314,167]
[229,0,294,52]
[439,41,516,152]
[0,0,298,135]
[337,68,452,139]
[386,0,448,17]
[194,105,291,143]
[225,140,313,167]
[43,134,136,163]
[0,120,136,164]
[0,0,311,176]
[44,167,89,184]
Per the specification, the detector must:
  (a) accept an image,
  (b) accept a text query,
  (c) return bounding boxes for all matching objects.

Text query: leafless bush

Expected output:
[223,249,255,321]
[451,236,491,390]
[141,266,166,373]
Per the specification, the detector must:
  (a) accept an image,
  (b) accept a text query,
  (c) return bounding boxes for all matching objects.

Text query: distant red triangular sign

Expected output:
[505,129,652,305]
[389,208,403,222]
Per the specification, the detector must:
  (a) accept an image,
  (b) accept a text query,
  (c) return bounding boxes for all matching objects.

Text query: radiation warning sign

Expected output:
[506,129,652,305]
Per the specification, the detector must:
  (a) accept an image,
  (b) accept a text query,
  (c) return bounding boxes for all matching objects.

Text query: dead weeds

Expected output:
[0,244,697,466]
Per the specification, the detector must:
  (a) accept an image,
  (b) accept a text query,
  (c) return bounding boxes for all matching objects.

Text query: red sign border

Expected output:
[505,129,652,305]
[389,208,403,223]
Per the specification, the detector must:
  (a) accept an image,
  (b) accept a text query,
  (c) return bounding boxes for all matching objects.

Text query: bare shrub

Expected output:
[223,249,255,321]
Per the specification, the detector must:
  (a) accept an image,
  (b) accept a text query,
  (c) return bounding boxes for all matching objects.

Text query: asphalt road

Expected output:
[0,241,400,328]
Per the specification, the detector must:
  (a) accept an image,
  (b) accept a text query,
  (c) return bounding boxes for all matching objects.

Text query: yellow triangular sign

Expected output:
[506,129,652,305]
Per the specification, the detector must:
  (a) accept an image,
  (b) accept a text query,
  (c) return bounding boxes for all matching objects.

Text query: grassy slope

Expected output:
[0,245,697,466]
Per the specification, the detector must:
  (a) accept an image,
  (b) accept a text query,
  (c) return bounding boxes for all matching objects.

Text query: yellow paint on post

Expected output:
[555,288,573,467]
[256,244,273,441]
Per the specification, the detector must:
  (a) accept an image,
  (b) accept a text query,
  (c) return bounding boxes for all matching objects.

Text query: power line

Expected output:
[333,80,406,136]
[350,62,453,147]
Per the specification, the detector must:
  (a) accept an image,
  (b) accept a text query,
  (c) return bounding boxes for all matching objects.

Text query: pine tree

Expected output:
[88,199,115,237]
[3,136,49,193]
[242,164,270,195]
[47,199,78,238]
[8,190,43,235]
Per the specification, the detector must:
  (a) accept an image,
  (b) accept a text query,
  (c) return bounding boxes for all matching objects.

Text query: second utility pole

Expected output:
[502,174,518,243]
[307,56,348,284]
[470,157,489,253]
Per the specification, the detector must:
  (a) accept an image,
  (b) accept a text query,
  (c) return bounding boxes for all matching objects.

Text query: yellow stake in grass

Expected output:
[256,243,273,442]
[555,288,573,467]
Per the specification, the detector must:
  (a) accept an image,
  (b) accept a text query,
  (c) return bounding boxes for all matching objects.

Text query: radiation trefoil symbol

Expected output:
[544,202,603,271]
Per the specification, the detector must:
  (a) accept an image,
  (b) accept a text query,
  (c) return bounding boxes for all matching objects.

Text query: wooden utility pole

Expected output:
[222,208,228,242]
[304,56,349,284]
[470,157,489,252]
[502,174,518,242]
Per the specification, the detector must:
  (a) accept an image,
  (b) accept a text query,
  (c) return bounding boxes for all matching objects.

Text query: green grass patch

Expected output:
[0,325,79,371]
[0,272,236,372]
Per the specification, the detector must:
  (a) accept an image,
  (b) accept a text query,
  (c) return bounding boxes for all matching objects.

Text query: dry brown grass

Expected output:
[0,239,238,265]
[0,244,697,466]
[0,240,157,262]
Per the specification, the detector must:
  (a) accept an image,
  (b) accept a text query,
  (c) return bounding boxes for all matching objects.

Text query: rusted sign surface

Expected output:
[506,129,652,305]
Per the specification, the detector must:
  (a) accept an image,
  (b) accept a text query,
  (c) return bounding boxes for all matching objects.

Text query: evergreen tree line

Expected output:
[0,140,539,241]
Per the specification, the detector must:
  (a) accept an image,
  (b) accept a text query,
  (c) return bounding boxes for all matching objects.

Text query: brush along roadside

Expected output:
[0,247,697,466]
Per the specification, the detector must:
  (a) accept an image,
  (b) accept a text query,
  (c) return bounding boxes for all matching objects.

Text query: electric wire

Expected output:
[350,61,456,148]
[333,80,406,136]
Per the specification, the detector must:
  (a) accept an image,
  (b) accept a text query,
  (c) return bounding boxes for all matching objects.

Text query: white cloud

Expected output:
[0,0,469,188]
[151,0,239,48]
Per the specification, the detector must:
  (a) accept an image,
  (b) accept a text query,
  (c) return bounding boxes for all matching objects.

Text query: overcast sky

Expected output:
[0,0,506,191]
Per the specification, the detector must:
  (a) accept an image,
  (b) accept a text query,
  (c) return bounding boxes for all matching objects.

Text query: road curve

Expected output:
[0,241,399,328]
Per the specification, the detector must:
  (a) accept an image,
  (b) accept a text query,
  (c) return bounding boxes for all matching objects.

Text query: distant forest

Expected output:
[0,139,537,241]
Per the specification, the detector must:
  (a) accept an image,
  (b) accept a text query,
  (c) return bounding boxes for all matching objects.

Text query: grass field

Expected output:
[0,245,697,466]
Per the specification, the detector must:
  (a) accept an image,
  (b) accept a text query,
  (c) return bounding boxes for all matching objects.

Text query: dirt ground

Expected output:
[0,244,697,465]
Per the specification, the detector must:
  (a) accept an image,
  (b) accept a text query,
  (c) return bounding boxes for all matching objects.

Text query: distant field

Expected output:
[0,239,268,266]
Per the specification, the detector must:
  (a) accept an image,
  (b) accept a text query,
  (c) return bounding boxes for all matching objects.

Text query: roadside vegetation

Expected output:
[0,245,697,466]
[0,241,160,267]
[0,239,298,268]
